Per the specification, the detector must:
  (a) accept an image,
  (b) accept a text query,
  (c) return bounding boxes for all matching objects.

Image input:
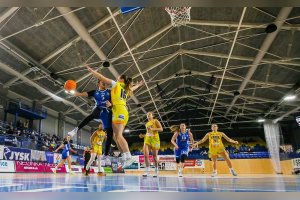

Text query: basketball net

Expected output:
[165,7,191,27]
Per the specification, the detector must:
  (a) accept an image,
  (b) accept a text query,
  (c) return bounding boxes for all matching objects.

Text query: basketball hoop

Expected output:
[165,7,191,27]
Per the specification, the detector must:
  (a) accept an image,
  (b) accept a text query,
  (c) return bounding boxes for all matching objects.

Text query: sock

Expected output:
[178,167,182,173]
[146,167,150,173]
[154,167,158,173]
[98,157,102,172]
[122,153,126,161]
[213,169,217,173]
[125,152,131,159]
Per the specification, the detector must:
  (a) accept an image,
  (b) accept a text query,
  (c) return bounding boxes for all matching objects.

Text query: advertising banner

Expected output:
[184,159,196,167]
[65,164,82,173]
[158,162,177,170]
[44,163,66,173]
[139,155,154,163]
[31,150,47,162]
[45,152,54,164]
[195,159,205,169]
[3,146,31,161]
[15,161,44,173]
[0,145,4,160]
[0,160,15,172]
[292,158,300,169]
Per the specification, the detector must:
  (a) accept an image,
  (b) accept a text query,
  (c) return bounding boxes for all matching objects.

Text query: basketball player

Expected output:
[171,123,194,177]
[83,146,91,174]
[140,112,163,177]
[53,136,77,174]
[84,64,144,168]
[85,122,107,176]
[67,80,113,158]
[193,123,238,177]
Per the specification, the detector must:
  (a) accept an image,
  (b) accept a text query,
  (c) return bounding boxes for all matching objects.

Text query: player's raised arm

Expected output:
[84,64,113,85]
[222,132,239,144]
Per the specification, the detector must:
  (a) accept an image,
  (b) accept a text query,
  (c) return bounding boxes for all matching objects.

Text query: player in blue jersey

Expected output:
[53,135,77,174]
[171,123,194,177]
[67,80,113,157]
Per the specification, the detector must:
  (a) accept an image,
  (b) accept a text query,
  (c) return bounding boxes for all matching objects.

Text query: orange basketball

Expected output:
[64,80,77,91]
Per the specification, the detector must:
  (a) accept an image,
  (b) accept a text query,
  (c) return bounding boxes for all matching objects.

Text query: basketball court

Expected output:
[0,2,300,194]
[0,173,299,192]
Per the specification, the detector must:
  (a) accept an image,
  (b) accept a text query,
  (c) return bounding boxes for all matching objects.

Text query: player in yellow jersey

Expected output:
[193,124,238,177]
[139,112,163,177]
[84,64,144,168]
[85,122,107,176]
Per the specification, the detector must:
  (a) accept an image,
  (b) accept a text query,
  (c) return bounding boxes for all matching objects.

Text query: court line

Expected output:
[17,186,88,192]
[212,187,299,192]
[0,184,23,188]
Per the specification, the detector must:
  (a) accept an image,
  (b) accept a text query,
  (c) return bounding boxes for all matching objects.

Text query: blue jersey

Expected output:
[62,141,71,159]
[176,130,190,149]
[62,141,70,154]
[88,89,111,109]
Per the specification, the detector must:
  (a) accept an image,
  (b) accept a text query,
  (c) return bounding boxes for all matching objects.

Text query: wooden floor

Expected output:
[0,173,299,192]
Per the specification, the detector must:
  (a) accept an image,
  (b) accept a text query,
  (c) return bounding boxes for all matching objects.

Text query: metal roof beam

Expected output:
[40,9,121,64]
[225,7,293,116]
[187,19,300,31]
[56,7,146,114]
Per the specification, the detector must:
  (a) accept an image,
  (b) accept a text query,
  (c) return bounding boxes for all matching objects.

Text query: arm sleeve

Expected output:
[87,90,96,97]
[111,80,117,88]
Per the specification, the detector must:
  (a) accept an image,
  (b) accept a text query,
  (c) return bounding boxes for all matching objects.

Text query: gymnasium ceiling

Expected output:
[0,7,300,134]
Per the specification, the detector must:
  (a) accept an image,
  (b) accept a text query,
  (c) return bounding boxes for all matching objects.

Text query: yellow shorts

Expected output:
[144,134,160,150]
[92,145,102,155]
[112,105,129,126]
[209,146,225,156]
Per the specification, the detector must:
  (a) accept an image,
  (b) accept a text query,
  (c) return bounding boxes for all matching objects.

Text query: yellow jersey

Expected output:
[111,81,128,106]
[145,119,159,137]
[208,131,224,149]
[92,130,106,146]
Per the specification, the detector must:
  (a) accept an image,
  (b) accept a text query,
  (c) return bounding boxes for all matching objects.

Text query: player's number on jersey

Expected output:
[120,89,127,99]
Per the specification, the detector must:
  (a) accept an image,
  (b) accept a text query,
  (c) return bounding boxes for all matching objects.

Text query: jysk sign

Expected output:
[3,146,31,161]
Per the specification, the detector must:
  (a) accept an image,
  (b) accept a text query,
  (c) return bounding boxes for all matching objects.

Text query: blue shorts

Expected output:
[96,108,112,130]
[62,151,69,160]
[174,146,189,158]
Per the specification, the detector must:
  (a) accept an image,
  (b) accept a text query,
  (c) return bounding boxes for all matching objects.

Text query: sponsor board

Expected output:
[195,159,205,169]
[292,158,300,169]
[65,164,82,173]
[184,159,195,167]
[0,160,15,172]
[0,145,4,160]
[15,161,44,173]
[158,155,175,162]
[45,152,54,164]
[3,146,31,161]
[139,155,154,163]
[31,150,47,162]
[44,163,67,173]
[158,162,177,170]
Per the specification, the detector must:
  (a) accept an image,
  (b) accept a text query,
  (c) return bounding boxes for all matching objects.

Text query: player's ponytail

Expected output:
[120,74,133,96]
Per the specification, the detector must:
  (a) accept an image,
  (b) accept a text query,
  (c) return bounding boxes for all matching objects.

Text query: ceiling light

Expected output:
[124,129,130,133]
[257,118,265,123]
[283,95,296,101]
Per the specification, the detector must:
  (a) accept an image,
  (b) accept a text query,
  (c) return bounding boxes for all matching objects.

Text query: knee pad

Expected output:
[176,157,180,163]
[180,154,187,163]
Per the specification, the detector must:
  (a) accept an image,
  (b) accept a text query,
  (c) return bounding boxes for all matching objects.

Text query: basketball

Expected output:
[64,80,77,91]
